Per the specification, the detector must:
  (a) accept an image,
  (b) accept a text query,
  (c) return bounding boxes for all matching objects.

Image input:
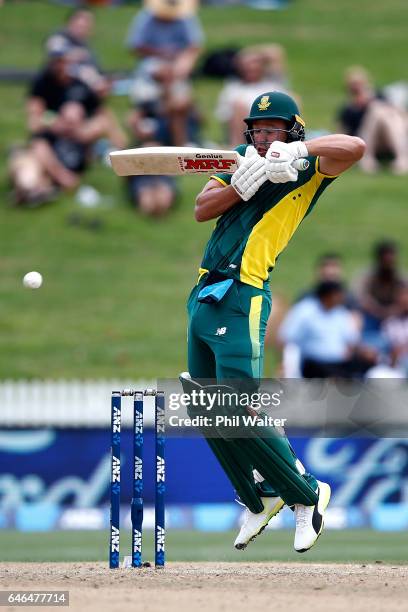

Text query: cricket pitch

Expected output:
[2,562,407,612]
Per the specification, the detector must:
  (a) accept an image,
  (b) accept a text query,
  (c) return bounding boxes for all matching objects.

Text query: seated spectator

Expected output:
[216,45,292,146]
[267,253,356,356]
[382,80,408,114]
[126,0,204,146]
[127,172,176,218]
[338,66,408,174]
[14,50,125,206]
[27,50,126,151]
[264,292,289,349]
[354,240,407,334]
[8,144,60,207]
[297,252,359,311]
[126,106,178,216]
[9,101,89,206]
[382,284,408,376]
[279,281,377,379]
[45,7,110,97]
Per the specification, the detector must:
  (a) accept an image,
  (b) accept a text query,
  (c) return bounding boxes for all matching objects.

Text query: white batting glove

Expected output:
[266,140,309,165]
[231,146,267,201]
[265,140,308,183]
[266,160,299,183]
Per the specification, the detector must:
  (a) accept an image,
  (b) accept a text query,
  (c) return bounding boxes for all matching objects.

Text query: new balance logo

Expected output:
[215,327,227,336]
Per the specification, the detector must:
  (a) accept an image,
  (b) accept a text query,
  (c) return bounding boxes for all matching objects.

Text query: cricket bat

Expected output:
[109,146,309,177]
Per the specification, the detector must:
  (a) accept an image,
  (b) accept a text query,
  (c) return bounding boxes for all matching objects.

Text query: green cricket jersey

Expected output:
[198,144,338,289]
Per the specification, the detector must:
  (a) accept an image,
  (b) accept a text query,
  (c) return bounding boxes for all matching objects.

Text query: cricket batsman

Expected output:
[180,91,365,552]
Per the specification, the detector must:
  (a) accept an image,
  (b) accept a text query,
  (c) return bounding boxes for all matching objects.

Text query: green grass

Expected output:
[0,1,407,378]
[0,529,407,564]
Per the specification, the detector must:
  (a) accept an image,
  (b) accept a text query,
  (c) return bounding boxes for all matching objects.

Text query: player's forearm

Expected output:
[305,135,366,161]
[195,184,241,222]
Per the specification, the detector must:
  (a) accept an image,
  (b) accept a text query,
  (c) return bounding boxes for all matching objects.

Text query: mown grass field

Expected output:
[0,0,407,379]
[1,529,407,564]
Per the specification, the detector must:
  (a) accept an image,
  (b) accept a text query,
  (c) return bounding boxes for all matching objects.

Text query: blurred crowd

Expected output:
[8,0,207,214]
[4,1,408,379]
[271,241,408,380]
[6,0,408,212]
[338,66,408,175]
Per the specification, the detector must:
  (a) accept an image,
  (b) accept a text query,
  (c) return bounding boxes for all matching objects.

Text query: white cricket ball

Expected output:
[23,271,43,289]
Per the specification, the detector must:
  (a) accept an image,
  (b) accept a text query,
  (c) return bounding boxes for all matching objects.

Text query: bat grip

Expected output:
[236,153,309,171]
[292,158,310,171]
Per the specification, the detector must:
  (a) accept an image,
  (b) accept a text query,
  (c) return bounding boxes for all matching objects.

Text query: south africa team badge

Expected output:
[258,95,271,111]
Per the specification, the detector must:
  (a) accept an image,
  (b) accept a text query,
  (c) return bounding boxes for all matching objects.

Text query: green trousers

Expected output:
[187,279,270,383]
[186,278,318,512]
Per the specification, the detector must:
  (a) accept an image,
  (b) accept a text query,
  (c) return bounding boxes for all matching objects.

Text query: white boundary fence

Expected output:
[0,380,156,428]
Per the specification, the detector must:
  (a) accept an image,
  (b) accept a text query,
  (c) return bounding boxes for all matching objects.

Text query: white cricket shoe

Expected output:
[234,496,284,550]
[294,481,331,553]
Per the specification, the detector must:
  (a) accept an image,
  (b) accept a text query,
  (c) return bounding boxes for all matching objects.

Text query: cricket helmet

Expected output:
[244,91,306,143]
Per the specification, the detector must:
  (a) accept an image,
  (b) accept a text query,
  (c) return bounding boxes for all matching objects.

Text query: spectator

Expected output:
[45,7,111,97]
[126,0,204,146]
[216,45,291,146]
[279,281,377,378]
[8,144,60,207]
[126,107,178,216]
[14,50,126,205]
[338,66,408,174]
[27,51,126,151]
[9,100,91,206]
[382,284,408,375]
[297,252,359,311]
[355,241,407,333]
[382,80,408,114]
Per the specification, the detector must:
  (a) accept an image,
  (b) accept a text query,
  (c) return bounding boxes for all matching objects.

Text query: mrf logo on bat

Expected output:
[179,153,237,173]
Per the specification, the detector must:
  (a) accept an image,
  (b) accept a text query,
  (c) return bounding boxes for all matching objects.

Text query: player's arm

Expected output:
[195,146,267,222]
[305,134,366,176]
[195,179,241,222]
[266,134,365,181]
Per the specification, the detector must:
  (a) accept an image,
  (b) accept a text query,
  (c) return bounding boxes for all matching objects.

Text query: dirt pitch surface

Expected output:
[2,562,407,612]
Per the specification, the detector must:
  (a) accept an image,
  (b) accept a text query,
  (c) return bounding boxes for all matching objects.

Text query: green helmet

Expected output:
[244,91,305,143]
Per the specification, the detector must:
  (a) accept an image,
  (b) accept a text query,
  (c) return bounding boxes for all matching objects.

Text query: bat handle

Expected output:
[236,153,309,171]
[292,158,310,171]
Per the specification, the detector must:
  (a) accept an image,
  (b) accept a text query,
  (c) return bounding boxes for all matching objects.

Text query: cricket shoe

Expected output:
[294,481,331,553]
[234,496,284,550]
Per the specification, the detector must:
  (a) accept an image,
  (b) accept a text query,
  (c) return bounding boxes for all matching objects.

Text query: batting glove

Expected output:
[266,141,309,165]
[265,160,299,183]
[265,141,308,183]
[231,146,267,201]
